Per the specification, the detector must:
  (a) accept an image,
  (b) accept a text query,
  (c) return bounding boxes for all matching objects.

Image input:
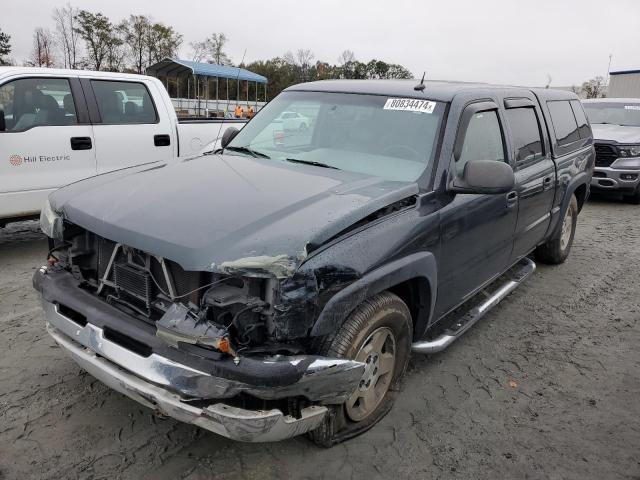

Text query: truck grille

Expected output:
[594,144,619,168]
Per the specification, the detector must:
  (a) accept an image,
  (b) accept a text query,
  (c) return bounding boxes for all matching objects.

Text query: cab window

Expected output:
[505,107,544,166]
[547,100,580,147]
[0,77,77,132]
[91,80,157,124]
[457,110,505,176]
[570,100,591,139]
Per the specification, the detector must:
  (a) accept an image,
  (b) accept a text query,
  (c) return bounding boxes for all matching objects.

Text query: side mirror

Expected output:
[221,127,240,148]
[0,110,5,132]
[450,160,515,194]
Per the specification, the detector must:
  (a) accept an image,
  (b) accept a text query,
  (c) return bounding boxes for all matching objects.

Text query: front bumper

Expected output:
[591,167,640,192]
[35,267,365,442]
[47,323,328,442]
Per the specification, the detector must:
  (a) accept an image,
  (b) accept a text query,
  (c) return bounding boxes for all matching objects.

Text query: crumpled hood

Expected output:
[591,124,640,144]
[50,155,419,275]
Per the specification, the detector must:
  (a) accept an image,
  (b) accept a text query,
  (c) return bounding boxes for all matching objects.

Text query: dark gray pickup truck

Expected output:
[34,79,594,446]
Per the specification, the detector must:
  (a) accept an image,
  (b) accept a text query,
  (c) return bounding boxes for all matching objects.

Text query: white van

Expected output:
[0,67,245,226]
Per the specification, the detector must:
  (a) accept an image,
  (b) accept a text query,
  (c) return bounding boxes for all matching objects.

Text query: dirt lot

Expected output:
[1,197,639,480]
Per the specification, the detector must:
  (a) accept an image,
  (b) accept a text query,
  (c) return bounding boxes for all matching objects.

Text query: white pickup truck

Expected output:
[0,67,245,226]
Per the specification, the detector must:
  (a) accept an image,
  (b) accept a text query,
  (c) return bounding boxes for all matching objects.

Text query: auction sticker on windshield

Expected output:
[384,98,436,114]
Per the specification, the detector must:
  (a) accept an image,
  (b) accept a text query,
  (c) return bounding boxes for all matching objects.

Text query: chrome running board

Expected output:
[412,257,536,354]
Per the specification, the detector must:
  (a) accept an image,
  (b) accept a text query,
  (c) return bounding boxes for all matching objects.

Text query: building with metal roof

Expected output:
[146,58,268,117]
[608,69,640,98]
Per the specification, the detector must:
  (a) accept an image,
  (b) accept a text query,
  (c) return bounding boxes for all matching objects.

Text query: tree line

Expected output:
[0,12,612,101]
[0,5,414,98]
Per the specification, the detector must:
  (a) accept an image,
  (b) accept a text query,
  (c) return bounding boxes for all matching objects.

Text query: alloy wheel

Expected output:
[345,327,397,422]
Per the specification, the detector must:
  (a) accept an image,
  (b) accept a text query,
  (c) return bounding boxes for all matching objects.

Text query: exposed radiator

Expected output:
[114,262,154,311]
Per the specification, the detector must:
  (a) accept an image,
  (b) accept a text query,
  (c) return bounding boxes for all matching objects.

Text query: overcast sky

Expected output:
[2,0,639,87]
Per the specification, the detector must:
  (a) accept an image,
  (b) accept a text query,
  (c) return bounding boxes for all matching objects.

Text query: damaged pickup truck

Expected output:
[34,79,594,446]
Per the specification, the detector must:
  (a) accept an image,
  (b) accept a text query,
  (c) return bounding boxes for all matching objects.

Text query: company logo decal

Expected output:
[8,154,71,166]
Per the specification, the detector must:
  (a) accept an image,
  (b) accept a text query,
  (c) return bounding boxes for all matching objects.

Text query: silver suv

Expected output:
[583,98,640,203]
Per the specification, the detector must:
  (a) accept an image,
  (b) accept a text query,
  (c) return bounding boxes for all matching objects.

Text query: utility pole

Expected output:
[606,54,613,86]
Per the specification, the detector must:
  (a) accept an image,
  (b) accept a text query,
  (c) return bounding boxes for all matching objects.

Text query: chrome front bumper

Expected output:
[591,167,640,190]
[48,323,327,442]
[42,298,363,442]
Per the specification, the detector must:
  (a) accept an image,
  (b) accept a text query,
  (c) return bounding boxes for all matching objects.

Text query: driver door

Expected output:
[434,101,518,318]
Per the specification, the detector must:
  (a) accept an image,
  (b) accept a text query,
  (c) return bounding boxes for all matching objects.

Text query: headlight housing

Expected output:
[618,144,640,158]
[40,199,64,239]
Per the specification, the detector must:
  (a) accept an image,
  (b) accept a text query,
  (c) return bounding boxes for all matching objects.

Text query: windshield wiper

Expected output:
[286,158,339,170]
[225,146,270,158]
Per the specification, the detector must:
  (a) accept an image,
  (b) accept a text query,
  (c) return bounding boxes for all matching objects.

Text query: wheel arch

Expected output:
[573,182,588,212]
[311,252,437,341]
[549,174,589,238]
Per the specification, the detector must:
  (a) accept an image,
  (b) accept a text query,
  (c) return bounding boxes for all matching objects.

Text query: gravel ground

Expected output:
[0,198,639,480]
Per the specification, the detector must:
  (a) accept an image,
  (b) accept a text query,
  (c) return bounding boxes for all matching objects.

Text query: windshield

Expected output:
[583,102,640,127]
[226,91,445,182]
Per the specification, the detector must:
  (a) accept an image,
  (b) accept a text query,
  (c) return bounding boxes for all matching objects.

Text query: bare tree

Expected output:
[582,76,606,99]
[284,49,315,82]
[27,28,56,67]
[53,3,81,69]
[337,49,355,66]
[189,40,208,62]
[189,33,230,65]
[209,33,230,65]
[119,16,181,73]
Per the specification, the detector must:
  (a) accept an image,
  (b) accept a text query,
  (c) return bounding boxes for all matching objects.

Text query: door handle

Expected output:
[543,176,554,189]
[154,134,171,147]
[70,136,92,150]
[506,191,518,207]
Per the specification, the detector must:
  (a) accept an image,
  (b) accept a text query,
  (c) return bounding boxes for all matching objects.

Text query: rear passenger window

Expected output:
[457,110,505,176]
[547,101,580,147]
[91,80,157,124]
[505,107,543,165]
[0,77,77,131]
[570,100,591,139]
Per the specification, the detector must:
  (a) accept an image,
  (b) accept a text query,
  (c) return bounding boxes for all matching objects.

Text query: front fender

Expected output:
[310,252,437,339]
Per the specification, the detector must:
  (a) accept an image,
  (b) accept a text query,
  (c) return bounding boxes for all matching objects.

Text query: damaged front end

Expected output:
[34,222,364,442]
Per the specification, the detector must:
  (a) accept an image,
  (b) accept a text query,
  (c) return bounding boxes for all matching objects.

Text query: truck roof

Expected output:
[0,66,156,82]
[286,79,579,103]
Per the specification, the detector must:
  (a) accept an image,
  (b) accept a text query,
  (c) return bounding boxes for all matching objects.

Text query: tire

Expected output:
[309,291,412,447]
[623,186,640,205]
[535,193,578,264]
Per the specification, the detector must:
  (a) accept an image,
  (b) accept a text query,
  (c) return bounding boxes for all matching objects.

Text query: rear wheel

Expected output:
[535,194,578,264]
[309,291,412,447]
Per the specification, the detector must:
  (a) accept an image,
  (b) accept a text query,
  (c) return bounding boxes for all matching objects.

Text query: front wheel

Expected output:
[309,291,412,447]
[535,193,578,264]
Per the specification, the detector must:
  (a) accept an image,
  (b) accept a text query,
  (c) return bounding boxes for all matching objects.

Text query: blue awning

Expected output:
[147,58,267,84]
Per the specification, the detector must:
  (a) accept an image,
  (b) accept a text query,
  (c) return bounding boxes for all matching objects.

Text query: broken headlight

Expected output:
[40,199,64,239]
